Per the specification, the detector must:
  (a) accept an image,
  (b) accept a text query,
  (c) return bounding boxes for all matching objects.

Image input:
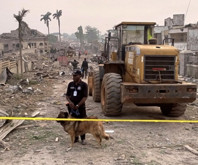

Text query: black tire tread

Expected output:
[101,73,122,116]
[92,70,101,102]
[160,103,187,117]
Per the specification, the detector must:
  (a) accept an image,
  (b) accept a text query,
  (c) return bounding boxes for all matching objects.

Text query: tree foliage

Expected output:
[75,25,101,44]
[40,12,52,35]
[75,26,84,46]
[63,33,77,41]
[14,9,29,23]
[47,34,58,43]
[53,10,62,41]
[14,9,29,40]
[85,26,99,43]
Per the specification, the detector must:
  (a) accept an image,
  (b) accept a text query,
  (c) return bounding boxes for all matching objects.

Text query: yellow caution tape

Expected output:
[0,117,198,123]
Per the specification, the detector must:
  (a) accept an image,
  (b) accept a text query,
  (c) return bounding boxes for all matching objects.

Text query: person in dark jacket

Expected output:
[81,58,88,79]
[71,59,79,70]
[66,70,88,145]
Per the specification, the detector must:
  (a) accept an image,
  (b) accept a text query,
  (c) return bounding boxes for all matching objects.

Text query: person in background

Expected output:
[71,59,79,70]
[81,58,88,79]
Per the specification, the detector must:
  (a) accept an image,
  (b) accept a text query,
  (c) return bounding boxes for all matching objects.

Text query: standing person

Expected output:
[65,70,88,145]
[81,58,88,79]
[71,59,79,70]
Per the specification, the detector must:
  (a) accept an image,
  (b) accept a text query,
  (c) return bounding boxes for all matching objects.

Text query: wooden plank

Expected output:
[184,145,198,156]
[1,61,10,70]
[0,140,10,150]
[0,111,40,140]
[0,120,24,140]
[10,61,16,69]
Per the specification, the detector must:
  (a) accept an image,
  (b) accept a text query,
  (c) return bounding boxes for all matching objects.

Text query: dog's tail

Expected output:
[99,122,113,140]
[103,133,114,140]
[101,127,113,140]
[103,133,110,140]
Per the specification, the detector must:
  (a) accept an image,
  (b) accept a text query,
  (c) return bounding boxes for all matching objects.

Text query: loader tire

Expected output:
[101,73,122,116]
[160,103,187,117]
[92,70,101,102]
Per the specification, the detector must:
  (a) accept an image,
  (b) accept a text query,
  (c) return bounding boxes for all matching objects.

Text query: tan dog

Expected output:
[57,111,111,149]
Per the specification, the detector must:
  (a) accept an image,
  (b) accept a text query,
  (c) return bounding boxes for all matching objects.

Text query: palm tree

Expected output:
[53,10,62,41]
[75,26,84,49]
[40,12,51,35]
[14,8,29,74]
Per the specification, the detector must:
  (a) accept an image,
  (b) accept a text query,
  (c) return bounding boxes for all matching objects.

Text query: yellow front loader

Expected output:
[89,22,197,117]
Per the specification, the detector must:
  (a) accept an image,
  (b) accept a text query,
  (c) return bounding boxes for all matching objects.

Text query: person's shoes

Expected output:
[81,140,86,145]
[74,137,79,143]
[74,139,79,143]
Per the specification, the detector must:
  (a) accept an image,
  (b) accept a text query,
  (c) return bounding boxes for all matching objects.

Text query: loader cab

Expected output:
[104,22,156,61]
[115,22,156,45]
[116,22,156,61]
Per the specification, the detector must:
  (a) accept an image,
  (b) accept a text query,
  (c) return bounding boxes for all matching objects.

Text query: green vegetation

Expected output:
[85,26,100,43]
[75,26,85,48]
[47,34,58,43]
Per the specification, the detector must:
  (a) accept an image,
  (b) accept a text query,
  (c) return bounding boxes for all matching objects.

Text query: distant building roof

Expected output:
[115,22,156,29]
[0,21,46,40]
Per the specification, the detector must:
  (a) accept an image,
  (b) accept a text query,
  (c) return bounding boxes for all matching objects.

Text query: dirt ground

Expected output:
[0,57,198,165]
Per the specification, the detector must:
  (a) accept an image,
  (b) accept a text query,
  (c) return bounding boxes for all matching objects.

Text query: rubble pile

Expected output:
[0,53,64,117]
[0,51,99,118]
[0,51,101,149]
[0,51,79,150]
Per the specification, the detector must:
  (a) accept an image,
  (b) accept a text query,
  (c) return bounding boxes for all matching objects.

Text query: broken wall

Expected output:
[0,60,33,74]
[164,17,173,27]
[188,29,198,51]
[173,14,185,26]
[179,51,198,78]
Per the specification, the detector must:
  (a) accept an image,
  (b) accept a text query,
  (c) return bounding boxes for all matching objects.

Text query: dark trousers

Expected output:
[82,68,88,79]
[67,105,86,141]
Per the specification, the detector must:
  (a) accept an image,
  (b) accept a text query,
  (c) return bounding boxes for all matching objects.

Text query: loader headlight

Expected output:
[135,47,141,55]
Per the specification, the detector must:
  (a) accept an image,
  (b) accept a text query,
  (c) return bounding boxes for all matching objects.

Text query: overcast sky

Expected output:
[0,0,197,35]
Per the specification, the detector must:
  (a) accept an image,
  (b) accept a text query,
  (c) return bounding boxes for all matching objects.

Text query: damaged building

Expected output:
[0,22,49,56]
[154,14,198,79]
[0,22,49,74]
